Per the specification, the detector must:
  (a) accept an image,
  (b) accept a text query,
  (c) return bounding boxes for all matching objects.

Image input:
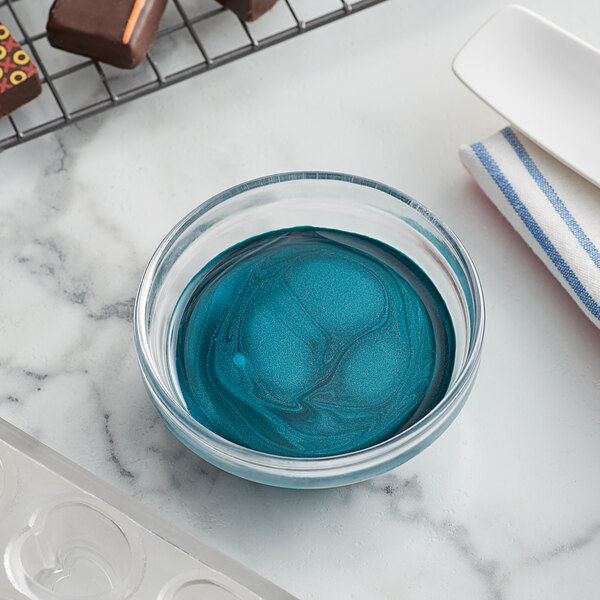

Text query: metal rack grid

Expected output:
[0,0,388,150]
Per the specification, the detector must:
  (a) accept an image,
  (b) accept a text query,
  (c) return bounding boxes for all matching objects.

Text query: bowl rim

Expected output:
[133,171,485,481]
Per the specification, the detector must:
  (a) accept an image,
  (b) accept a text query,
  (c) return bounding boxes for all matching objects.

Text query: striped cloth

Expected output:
[460,126,600,328]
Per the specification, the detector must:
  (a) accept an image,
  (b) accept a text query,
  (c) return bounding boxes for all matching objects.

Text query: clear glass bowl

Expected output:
[134,172,485,489]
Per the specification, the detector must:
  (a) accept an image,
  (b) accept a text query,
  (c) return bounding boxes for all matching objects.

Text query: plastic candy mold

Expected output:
[0,418,296,600]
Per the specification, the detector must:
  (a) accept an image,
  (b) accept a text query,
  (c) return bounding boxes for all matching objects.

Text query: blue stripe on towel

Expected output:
[501,127,600,270]
[471,141,600,320]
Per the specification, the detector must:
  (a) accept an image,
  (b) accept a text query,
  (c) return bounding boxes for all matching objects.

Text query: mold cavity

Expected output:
[162,578,242,600]
[6,500,144,600]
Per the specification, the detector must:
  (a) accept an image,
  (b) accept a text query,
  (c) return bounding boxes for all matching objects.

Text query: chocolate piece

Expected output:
[47,0,167,69]
[217,0,280,22]
[0,23,41,118]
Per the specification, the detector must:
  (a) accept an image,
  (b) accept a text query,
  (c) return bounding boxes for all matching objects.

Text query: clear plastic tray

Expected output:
[0,417,297,600]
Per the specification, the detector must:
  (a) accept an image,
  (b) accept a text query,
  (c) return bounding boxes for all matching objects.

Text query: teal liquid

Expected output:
[170,227,455,458]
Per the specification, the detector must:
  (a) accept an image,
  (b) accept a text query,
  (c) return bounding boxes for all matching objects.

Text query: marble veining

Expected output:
[0,1,599,597]
[172,227,455,457]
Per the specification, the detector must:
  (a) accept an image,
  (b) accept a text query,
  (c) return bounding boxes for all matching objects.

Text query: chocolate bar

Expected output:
[217,0,280,22]
[46,0,167,70]
[0,23,41,119]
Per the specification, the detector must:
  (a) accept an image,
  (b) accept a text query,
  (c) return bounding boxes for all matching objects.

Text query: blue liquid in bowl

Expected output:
[169,227,455,457]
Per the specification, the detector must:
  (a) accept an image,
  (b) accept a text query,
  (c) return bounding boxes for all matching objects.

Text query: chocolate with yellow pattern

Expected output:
[0,22,41,119]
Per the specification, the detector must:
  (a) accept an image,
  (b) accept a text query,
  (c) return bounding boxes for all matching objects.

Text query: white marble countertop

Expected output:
[1,1,600,598]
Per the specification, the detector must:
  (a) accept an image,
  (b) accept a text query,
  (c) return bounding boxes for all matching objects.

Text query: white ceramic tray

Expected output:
[453,4,600,188]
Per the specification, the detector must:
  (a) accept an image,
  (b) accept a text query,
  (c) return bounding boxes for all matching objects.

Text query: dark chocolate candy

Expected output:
[217,0,280,22]
[0,23,41,119]
[47,0,167,69]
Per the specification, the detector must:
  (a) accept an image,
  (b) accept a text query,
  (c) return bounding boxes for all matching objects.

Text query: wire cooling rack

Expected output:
[0,0,388,150]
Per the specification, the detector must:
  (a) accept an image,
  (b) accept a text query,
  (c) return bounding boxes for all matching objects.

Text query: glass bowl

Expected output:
[134,172,485,489]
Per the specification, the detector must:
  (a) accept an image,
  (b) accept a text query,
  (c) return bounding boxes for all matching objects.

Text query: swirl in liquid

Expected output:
[172,227,455,457]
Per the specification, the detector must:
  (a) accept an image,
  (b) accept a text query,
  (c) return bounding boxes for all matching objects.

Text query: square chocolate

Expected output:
[0,22,42,118]
[217,0,280,22]
[47,0,167,69]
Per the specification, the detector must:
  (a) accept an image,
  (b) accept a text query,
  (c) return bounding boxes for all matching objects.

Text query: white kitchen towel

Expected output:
[459,126,600,328]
